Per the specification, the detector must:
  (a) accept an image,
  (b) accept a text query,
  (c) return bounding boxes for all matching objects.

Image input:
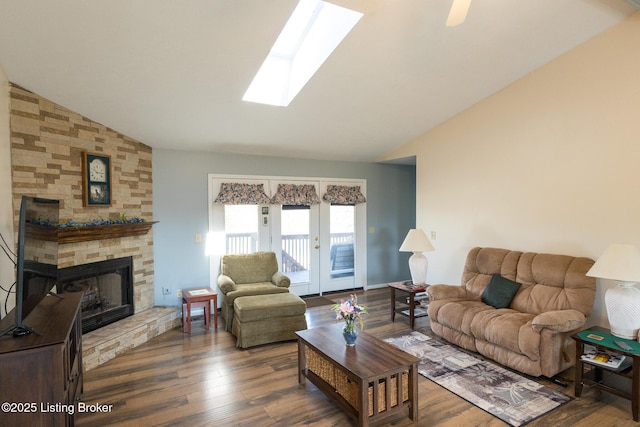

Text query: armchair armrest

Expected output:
[217,274,236,294]
[272,272,291,288]
[428,284,467,301]
[531,310,586,333]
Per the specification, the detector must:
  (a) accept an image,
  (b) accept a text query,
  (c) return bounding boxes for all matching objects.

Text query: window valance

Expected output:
[213,183,272,205]
[271,184,320,206]
[322,185,366,205]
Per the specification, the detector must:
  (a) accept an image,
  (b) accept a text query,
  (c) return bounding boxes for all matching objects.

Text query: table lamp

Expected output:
[399,229,434,285]
[586,243,640,340]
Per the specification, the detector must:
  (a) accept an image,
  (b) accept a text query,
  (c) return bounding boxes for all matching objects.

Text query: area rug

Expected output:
[302,296,335,308]
[384,331,572,427]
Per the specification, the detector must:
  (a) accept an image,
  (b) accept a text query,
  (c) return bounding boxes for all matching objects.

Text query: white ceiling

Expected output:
[0,1,636,163]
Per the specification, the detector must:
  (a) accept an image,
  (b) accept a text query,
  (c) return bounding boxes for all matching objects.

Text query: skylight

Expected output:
[242,0,363,107]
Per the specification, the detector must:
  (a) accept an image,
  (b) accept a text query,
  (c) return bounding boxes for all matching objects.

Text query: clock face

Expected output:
[89,158,107,182]
[83,152,111,206]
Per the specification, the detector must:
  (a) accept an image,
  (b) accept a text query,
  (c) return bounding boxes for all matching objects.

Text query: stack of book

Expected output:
[401,307,428,316]
[581,346,632,372]
[405,291,429,306]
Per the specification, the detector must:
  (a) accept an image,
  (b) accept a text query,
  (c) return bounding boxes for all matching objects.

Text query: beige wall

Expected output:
[0,67,13,317]
[382,13,640,327]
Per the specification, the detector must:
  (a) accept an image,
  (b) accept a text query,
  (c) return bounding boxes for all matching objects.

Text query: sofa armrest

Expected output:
[531,310,586,333]
[272,272,291,288]
[218,274,237,294]
[428,284,467,301]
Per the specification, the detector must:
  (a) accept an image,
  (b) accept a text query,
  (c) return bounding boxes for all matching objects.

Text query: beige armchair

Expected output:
[218,251,291,331]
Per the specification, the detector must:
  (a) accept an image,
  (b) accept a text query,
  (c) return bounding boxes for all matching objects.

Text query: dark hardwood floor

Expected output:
[76,288,637,426]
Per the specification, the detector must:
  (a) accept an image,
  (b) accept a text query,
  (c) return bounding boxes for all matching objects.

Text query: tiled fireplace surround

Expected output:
[9,85,181,371]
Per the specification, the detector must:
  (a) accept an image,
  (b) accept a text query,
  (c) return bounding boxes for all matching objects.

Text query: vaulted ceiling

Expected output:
[0,1,636,162]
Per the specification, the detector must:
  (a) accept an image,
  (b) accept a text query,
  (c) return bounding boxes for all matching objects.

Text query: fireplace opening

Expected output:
[57,257,134,334]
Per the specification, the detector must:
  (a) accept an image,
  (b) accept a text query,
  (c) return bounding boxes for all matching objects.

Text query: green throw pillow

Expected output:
[481,274,522,309]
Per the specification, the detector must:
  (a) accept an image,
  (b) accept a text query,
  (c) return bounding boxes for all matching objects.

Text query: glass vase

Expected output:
[343,323,358,346]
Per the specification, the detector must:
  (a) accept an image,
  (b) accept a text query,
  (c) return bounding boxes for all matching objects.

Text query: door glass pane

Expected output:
[281,206,310,284]
[224,205,258,254]
[329,205,354,278]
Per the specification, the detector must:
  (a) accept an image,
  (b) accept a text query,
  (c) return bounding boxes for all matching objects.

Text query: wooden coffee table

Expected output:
[296,324,419,426]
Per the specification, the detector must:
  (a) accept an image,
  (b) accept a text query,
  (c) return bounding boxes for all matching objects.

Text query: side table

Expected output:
[182,288,218,334]
[389,281,429,330]
[572,326,640,421]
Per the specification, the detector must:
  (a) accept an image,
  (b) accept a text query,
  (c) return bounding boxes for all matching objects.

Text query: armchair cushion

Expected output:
[481,274,522,309]
[221,252,279,284]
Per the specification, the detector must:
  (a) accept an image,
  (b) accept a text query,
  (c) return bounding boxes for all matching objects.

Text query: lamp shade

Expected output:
[586,244,640,282]
[399,229,434,253]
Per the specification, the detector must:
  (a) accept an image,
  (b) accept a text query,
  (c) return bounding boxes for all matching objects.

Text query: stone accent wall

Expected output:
[9,84,155,313]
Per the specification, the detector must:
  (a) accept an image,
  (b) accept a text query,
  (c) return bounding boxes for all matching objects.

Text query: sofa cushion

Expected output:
[428,299,494,337]
[511,253,596,316]
[470,309,539,360]
[481,274,522,309]
[461,247,522,300]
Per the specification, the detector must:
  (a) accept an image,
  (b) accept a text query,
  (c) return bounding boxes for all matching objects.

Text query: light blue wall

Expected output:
[152,149,415,307]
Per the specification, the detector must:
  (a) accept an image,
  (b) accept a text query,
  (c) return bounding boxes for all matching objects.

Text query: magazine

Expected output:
[581,346,632,371]
[401,307,427,316]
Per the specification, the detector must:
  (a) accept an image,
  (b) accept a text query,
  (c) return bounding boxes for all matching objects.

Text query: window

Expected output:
[243,0,363,106]
[224,205,258,254]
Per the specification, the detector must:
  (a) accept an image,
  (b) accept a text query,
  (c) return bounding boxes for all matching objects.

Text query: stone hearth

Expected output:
[83,306,181,371]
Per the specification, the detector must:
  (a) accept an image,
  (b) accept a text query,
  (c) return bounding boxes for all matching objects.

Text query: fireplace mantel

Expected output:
[26,221,158,244]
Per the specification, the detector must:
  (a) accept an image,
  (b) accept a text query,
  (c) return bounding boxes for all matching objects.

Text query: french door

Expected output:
[208,175,366,296]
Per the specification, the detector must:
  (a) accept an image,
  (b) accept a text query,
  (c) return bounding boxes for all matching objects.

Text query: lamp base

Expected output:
[606,281,640,341]
[408,252,428,285]
[610,329,637,340]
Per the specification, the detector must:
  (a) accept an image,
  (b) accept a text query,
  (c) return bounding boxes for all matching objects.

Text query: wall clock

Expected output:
[82,152,112,206]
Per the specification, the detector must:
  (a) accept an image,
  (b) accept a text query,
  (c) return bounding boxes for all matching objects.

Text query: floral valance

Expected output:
[213,183,272,205]
[322,185,366,205]
[271,184,320,206]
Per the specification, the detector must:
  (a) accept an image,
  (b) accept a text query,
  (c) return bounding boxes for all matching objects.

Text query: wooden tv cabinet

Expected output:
[0,292,83,427]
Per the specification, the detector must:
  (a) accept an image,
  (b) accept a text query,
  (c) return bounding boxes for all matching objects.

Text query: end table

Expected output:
[182,288,218,334]
[389,281,429,329]
[572,326,640,421]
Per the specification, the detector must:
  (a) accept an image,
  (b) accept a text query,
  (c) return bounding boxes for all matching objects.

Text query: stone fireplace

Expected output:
[58,257,134,334]
[8,84,180,371]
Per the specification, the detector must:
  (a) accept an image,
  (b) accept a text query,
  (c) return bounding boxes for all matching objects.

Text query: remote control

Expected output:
[614,340,633,351]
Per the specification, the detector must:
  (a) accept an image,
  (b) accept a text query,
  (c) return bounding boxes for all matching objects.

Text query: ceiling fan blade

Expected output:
[446,0,472,27]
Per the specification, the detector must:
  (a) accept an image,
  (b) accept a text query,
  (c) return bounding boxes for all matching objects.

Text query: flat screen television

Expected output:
[0,196,60,338]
